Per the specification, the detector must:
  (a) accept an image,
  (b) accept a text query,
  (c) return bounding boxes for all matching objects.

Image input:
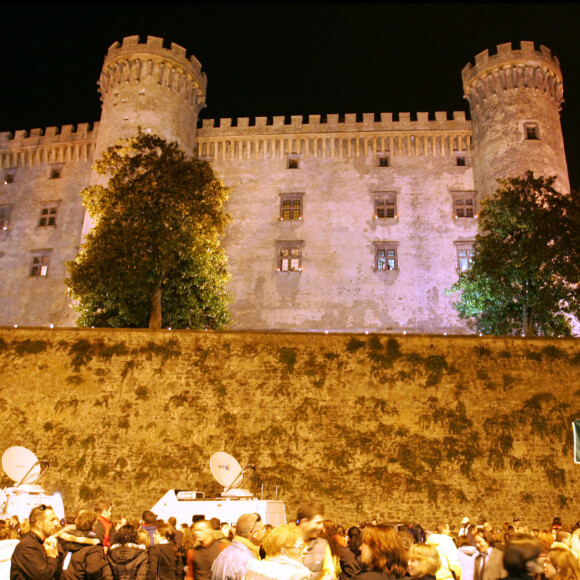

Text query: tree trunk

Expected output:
[522,304,535,336]
[149,286,162,329]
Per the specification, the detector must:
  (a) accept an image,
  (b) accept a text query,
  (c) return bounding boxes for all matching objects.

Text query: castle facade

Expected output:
[0,37,570,332]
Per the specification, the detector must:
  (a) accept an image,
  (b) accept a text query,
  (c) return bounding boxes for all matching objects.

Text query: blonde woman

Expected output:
[408,543,442,580]
[245,524,311,580]
[545,546,580,580]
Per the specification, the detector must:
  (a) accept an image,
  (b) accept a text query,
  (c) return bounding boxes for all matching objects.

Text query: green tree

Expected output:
[66,131,232,329]
[446,172,580,336]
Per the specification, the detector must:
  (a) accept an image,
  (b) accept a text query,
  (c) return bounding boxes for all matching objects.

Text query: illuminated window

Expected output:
[374,241,398,271]
[3,169,15,184]
[49,164,63,179]
[30,250,52,277]
[287,157,299,169]
[276,241,303,271]
[455,242,475,271]
[452,193,477,218]
[524,123,539,140]
[280,193,304,220]
[455,154,467,166]
[374,193,397,219]
[378,154,390,167]
[0,206,12,231]
[38,204,59,227]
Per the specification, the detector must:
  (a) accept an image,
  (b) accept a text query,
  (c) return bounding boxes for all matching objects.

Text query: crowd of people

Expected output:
[1,498,580,580]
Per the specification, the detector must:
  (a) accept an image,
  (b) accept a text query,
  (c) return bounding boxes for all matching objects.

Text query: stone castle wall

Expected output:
[1,327,579,528]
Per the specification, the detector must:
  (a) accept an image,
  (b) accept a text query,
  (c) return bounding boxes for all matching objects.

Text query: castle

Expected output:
[0,37,570,332]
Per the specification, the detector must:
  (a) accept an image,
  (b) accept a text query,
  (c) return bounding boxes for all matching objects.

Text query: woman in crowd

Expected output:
[355,524,407,580]
[147,523,182,580]
[58,510,107,580]
[407,543,442,580]
[503,534,545,580]
[0,525,19,578]
[339,526,364,580]
[545,546,580,580]
[103,524,149,580]
[245,523,311,580]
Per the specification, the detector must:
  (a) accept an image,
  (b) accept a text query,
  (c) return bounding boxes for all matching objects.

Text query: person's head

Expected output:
[348,525,363,556]
[94,500,112,520]
[435,522,449,535]
[461,517,470,527]
[456,536,471,548]
[192,514,205,525]
[0,526,13,540]
[136,527,151,546]
[483,521,493,533]
[115,524,138,545]
[29,505,59,540]
[360,524,407,577]
[546,546,580,580]
[321,520,347,555]
[141,510,157,525]
[262,524,306,560]
[193,520,215,547]
[539,529,555,552]
[167,517,177,528]
[154,523,175,543]
[555,531,572,547]
[503,534,545,577]
[75,510,98,533]
[474,530,495,553]
[220,522,230,535]
[296,502,325,542]
[210,517,220,531]
[408,543,442,578]
[236,513,265,546]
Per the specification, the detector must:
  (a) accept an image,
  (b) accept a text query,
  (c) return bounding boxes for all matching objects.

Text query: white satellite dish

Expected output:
[210,452,243,488]
[2,446,43,485]
[210,452,255,497]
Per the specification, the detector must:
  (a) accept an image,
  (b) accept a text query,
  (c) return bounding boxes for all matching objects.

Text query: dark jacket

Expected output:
[338,545,363,580]
[103,544,148,580]
[94,519,116,550]
[10,531,62,580]
[147,543,182,580]
[352,571,398,580]
[59,529,107,580]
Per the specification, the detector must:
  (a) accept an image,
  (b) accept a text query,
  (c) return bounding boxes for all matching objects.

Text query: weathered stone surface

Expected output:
[0,327,578,528]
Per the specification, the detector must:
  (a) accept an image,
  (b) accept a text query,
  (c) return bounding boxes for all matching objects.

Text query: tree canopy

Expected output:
[446,172,580,336]
[66,131,232,329]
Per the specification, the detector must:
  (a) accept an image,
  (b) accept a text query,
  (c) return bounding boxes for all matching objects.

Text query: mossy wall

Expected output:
[0,327,579,528]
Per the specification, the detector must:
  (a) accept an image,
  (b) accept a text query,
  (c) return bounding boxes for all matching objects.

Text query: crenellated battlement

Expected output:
[462,41,563,108]
[196,112,473,161]
[198,110,470,136]
[99,35,207,110]
[0,123,98,168]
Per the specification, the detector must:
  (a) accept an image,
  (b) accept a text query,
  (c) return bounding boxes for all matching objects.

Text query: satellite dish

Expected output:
[2,447,43,485]
[210,452,256,497]
[210,452,243,488]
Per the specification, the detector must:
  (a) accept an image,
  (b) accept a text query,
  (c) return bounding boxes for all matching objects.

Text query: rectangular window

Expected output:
[374,193,397,219]
[49,164,63,179]
[455,154,467,166]
[3,169,15,184]
[287,157,299,169]
[378,154,390,167]
[0,206,12,230]
[524,123,539,140]
[30,250,52,277]
[374,241,398,271]
[276,241,303,272]
[280,193,304,220]
[38,204,59,227]
[452,193,477,219]
[455,242,475,271]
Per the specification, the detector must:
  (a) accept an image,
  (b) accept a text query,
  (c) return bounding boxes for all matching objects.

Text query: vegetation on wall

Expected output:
[0,330,579,525]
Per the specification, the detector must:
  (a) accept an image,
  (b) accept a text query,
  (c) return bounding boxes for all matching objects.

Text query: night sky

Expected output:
[1,3,579,188]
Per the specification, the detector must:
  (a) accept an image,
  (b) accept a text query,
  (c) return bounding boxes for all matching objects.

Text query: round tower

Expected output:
[462,41,570,198]
[95,35,207,156]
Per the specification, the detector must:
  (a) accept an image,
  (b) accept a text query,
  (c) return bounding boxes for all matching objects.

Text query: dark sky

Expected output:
[1,3,578,188]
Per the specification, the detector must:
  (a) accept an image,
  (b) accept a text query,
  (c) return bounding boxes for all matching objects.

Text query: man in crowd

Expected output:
[94,499,115,552]
[297,501,335,580]
[189,519,228,579]
[426,522,462,580]
[473,529,507,580]
[211,513,265,580]
[10,504,62,579]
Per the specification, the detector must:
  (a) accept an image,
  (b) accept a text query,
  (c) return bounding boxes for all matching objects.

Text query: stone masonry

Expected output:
[0,327,578,527]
